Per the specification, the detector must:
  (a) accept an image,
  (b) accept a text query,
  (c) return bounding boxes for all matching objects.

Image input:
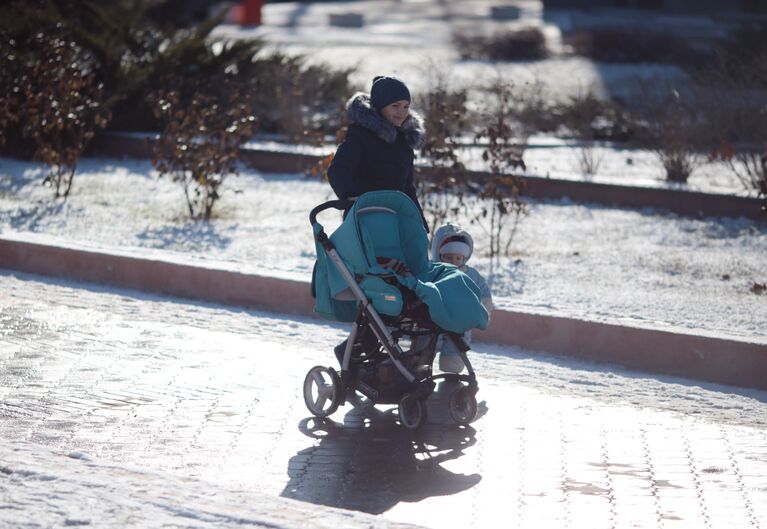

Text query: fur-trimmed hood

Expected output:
[346,92,425,149]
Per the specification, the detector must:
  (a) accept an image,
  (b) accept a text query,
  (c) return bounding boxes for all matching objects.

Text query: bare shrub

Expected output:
[575,144,603,176]
[1,1,354,141]
[454,28,548,62]
[691,23,767,90]
[563,28,706,65]
[246,53,355,141]
[0,25,109,197]
[709,136,767,199]
[558,89,607,175]
[508,78,561,135]
[471,77,527,260]
[696,52,767,204]
[633,83,706,183]
[413,69,528,257]
[415,67,474,232]
[149,55,257,220]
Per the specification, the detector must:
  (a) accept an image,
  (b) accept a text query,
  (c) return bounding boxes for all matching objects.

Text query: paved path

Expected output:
[1,270,766,528]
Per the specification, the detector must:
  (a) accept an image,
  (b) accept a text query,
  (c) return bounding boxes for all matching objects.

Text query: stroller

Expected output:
[304,191,489,429]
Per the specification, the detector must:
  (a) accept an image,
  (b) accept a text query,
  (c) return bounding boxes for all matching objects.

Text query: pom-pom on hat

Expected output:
[439,234,471,258]
[370,76,411,110]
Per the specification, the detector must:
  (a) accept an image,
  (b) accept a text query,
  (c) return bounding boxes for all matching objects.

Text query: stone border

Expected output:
[87,133,765,220]
[2,236,765,390]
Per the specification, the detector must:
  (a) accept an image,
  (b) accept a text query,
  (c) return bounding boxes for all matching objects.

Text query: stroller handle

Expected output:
[309,199,354,226]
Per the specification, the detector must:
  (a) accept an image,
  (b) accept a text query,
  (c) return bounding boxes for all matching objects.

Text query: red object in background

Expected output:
[242,0,263,25]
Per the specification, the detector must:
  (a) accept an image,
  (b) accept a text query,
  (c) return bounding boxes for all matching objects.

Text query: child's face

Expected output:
[440,252,465,267]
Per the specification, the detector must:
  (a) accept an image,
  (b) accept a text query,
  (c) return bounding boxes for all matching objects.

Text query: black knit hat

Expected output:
[370,76,411,110]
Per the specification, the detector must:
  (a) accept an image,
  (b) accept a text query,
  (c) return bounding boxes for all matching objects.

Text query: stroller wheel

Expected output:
[398,393,427,429]
[449,386,478,425]
[303,366,342,418]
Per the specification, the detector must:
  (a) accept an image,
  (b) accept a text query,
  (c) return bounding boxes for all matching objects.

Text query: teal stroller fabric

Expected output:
[311,191,489,333]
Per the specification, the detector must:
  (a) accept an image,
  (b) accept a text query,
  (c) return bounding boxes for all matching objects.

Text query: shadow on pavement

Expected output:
[282,386,482,514]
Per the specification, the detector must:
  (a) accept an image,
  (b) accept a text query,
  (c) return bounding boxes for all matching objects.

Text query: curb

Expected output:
[2,235,765,391]
[87,133,766,220]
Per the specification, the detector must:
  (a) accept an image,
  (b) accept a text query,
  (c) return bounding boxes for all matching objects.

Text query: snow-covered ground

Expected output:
[2,2,766,526]
[1,156,765,345]
[2,271,766,528]
[0,441,419,529]
[1,0,765,342]
[243,134,750,196]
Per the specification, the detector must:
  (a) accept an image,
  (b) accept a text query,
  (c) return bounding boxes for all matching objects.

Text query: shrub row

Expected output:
[0,0,354,216]
[454,28,548,62]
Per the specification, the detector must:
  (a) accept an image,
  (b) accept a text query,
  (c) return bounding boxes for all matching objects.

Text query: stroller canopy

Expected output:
[312,191,489,333]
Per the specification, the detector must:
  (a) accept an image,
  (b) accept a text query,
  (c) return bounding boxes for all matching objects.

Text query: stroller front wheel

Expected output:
[303,366,342,418]
[398,393,427,429]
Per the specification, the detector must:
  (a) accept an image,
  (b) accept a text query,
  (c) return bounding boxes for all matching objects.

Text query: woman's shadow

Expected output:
[281,384,483,514]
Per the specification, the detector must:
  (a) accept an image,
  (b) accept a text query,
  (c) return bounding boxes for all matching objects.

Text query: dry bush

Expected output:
[151,90,255,220]
[0,25,109,197]
[632,82,707,183]
[149,47,257,220]
[507,78,561,135]
[416,68,473,232]
[701,89,767,208]
[692,29,767,203]
[454,28,548,62]
[245,54,355,140]
[556,90,636,142]
[691,23,767,90]
[563,28,706,65]
[0,1,354,140]
[471,77,527,259]
[413,69,528,256]
[557,89,624,175]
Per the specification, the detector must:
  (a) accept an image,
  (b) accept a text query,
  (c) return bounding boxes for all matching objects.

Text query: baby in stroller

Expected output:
[305,190,489,429]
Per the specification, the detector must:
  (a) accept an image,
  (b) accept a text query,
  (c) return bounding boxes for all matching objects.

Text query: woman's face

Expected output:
[380,100,410,127]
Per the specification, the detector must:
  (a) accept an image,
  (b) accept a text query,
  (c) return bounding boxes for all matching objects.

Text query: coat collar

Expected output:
[346,92,425,149]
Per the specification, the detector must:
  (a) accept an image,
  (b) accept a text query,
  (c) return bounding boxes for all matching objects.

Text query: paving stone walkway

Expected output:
[1,270,766,528]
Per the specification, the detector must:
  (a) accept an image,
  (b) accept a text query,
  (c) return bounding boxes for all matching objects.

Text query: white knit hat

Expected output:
[439,236,471,258]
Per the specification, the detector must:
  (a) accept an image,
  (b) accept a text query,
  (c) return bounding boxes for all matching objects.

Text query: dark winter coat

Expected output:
[328,93,427,224]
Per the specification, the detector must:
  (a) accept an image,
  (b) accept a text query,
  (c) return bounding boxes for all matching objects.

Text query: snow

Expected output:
[241,134,751,196]
[1,155,765,344]
[0,440,419,529]
[0,1,766,523]
[1,270,767,529]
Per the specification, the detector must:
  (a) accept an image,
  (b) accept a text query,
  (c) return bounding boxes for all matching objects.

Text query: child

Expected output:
[431,223,493,373]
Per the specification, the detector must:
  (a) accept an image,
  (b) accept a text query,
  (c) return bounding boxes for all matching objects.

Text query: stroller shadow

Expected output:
[282,389,482,514]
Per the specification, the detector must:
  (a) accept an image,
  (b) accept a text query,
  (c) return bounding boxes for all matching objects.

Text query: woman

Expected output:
[328,75,427,227]
[328,76,427,361]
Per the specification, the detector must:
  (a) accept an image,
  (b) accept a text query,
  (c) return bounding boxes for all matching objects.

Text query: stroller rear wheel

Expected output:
[449,386,478,425]
[398,393,427,429]
[303,366,342,418]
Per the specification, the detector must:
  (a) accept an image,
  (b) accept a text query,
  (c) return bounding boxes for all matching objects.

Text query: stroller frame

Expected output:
[305,199,480,429]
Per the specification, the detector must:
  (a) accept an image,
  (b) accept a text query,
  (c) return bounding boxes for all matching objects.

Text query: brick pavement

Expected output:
[1,270,766,528]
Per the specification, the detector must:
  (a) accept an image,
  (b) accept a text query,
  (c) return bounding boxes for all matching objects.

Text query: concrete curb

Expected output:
[87,133,766,220]
[475,311,767,390]
[2,235,765,390]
